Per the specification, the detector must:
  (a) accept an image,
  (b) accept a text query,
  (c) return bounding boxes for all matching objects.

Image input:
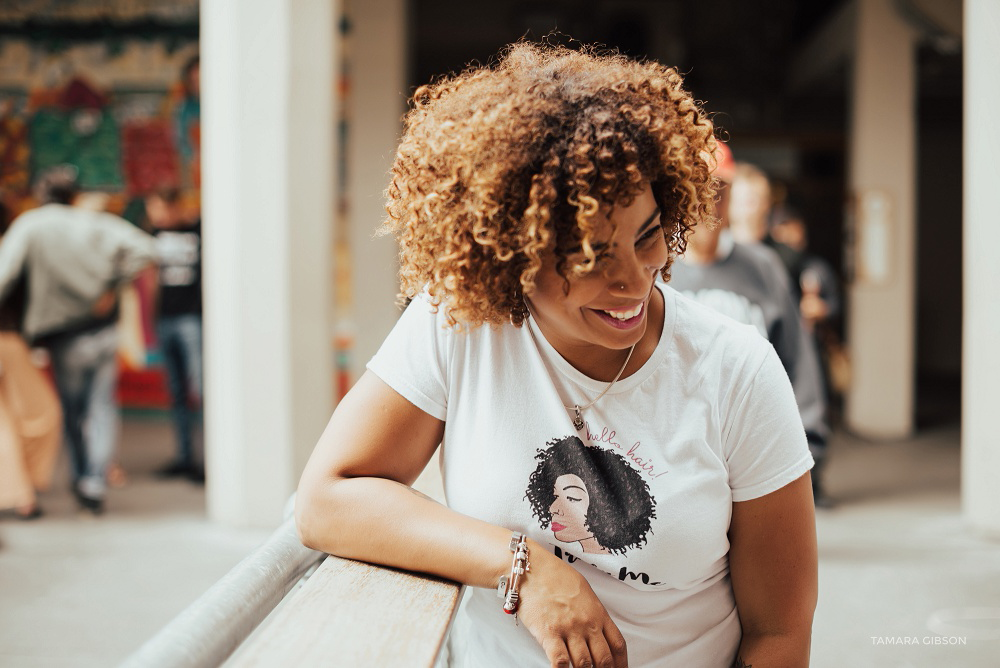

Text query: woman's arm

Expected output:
[296,370,516,586]
[728,471,818,667]
[295,370,628,668]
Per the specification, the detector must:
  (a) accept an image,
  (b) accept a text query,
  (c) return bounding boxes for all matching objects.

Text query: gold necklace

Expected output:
[524,315,636,431]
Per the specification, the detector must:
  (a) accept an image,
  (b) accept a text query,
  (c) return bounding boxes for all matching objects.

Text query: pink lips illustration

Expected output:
[551,522,566,532]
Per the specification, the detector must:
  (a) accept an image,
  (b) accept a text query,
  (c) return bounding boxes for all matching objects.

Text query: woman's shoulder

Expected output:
[663,283,773,366]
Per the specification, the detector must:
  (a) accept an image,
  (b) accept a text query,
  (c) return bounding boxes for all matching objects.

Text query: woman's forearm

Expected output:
[295,475,516,590]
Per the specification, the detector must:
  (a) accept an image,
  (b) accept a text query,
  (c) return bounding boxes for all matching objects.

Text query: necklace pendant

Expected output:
[572,406,585,431]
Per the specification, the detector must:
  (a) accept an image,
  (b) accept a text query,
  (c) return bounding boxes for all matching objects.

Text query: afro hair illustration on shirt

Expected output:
[525,434,656,555]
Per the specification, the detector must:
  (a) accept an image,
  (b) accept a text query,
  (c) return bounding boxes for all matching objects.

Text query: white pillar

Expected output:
[963,0,1000,536]
[344,0,408,379]
[845,0,917,439]
[201,0,336,527]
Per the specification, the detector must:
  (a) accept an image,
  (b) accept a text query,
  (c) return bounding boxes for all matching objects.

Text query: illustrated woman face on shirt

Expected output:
[549,473,608,553]
[526,435,656,557]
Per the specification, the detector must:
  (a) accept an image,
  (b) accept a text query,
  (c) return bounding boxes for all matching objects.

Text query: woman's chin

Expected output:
[553,529,581,543]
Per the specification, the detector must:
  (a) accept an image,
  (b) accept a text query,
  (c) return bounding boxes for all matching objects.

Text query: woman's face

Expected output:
[549,473,593,543]
[526,184,667,370]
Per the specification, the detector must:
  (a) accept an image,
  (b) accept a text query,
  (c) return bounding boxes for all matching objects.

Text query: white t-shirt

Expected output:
[367,284,813,667]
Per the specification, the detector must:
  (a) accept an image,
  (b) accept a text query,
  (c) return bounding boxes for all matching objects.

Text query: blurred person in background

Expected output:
[769,212,842,330]
[669,145,833,507]
[771,213,847,419]
[0,217,61,520]
[727,163,772,246]
[145,185,203,482]
[0,166,155,515]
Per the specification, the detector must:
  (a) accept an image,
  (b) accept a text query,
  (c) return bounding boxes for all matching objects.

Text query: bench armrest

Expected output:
[226,554,464,667]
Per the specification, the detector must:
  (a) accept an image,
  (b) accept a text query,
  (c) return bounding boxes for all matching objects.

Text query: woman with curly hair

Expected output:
[297,42,816,668]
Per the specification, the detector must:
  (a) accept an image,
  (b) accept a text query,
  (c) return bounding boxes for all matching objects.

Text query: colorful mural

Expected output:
[0,35,199,222]
[0,6,200,407]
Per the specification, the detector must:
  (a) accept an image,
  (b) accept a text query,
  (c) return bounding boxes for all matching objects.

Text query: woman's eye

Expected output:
[567,495,582,502]
[637,226,661,246]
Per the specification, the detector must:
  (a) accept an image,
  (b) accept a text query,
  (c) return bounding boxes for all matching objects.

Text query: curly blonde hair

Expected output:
[383,41,717,327]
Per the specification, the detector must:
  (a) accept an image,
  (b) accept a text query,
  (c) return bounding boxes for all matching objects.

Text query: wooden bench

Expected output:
[121,517,464,668]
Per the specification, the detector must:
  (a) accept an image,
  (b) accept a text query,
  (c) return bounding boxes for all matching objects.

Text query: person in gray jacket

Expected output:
[669,147,832,507]
[0,166,155,514]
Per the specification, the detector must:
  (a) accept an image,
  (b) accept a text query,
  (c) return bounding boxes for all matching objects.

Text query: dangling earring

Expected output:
[513,288,529,324]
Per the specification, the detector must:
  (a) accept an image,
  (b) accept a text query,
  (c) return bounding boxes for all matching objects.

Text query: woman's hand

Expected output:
[516,543,628,668]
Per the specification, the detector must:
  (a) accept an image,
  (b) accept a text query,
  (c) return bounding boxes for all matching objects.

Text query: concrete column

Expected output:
[201,0,336,527]
[845,0,917,439]
[963,0,1000,535]
[344,0,409,379]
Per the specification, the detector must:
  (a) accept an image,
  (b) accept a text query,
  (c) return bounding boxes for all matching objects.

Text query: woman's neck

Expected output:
[579,536,611,554]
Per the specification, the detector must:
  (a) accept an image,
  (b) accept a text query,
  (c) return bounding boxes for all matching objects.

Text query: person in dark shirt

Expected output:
[146,186,203,482]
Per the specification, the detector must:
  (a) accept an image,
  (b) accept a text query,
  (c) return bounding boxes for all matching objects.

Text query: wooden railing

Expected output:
[120,517,464,668]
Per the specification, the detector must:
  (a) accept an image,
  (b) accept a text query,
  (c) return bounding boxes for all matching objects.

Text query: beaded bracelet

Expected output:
[496,532,530,622]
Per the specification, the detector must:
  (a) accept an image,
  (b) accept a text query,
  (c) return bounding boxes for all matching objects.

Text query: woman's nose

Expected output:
[608,257,653,296]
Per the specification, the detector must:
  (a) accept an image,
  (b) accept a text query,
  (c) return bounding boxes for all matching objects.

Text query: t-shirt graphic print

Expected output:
[527,434,656,557]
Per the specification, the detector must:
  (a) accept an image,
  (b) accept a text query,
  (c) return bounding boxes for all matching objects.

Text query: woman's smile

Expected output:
[590,296,648,330]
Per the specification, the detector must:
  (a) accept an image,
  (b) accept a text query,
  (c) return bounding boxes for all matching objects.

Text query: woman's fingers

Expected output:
[582,620,629,668]
[603,621,629,668]
[542,621,627,668]
[566,635,595,668]
[540,636,572,668]
[587,634,618,668]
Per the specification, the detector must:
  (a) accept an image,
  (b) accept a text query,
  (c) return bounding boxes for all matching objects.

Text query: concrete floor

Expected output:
[0,415,271,668]
[1,415,998,667]
[811,425,1000,668]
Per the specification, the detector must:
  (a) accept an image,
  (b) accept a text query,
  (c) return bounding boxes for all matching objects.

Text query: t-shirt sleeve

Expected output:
[366,295,452,421]
[723,344,815,502]
[103,214,156,281]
